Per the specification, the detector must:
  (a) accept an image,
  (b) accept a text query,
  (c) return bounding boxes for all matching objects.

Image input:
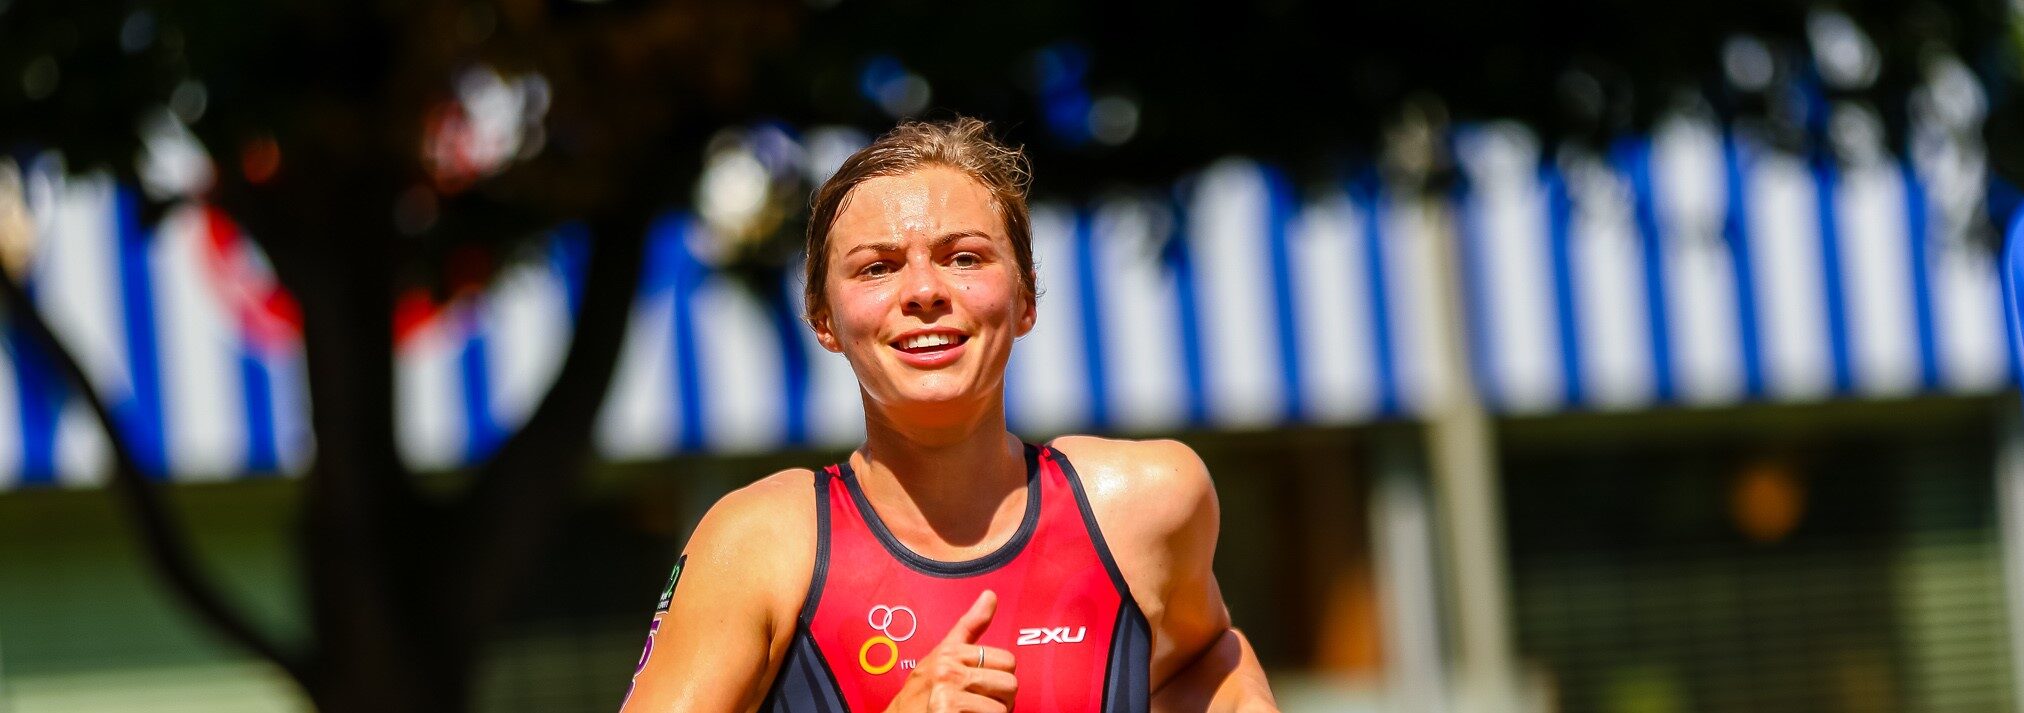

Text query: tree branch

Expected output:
[0,264,313,690]
[448,208,650,637]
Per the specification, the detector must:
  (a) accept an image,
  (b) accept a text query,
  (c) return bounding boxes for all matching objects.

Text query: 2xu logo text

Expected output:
[1016,626,1087,646]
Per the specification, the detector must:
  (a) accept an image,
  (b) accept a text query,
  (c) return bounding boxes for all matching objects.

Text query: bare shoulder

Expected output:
[1048,435,1218,629]
[692,467,819,545]
[679,467,821,628]
[1047,435,1217,549]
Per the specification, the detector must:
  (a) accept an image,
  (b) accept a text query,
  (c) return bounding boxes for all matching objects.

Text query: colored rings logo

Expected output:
[868,605,917,642]
[859,604,916,674]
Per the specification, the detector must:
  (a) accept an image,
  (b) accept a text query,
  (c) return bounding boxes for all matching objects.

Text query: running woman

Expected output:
[620,117,1278,713]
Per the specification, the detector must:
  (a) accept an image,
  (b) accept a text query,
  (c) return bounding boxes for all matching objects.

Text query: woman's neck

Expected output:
[853,394,1028,550]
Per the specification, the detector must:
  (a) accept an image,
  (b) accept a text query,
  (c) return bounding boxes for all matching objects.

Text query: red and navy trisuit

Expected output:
[761,443,1152,713]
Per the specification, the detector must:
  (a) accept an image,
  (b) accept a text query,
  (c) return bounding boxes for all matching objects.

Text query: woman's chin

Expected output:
[889,387,977,408]
[869,380,991,416]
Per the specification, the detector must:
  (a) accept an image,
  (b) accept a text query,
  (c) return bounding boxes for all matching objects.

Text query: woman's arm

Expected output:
[620,471,816,713]
[1151,628,1279,713]
[1050,437,1280,713]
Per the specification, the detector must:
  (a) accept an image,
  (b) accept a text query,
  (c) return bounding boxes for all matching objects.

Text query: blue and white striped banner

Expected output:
[4,124,2017,486]
[1454,117,2012,414]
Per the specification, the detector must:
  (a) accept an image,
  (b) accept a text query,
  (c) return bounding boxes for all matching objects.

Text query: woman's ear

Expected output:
[1015,290,1037,338]
[810,311,843,353]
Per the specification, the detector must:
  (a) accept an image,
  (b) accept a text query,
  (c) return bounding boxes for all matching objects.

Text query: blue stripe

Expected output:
[112,188,168,476]
[1619,139,1676,402]
[2005,198,2024,387]
[1164,186,1210,425]
[769,272,811,446]
[1722,131,1767,399]
[1991,176,2024,232]
[1071,209,1112,430]
[1262,168,1306,422]
[8,320,62,484]
[549,223,590,321]
[1902,161,1942,390]
[238,351,280,473]
[459,308,504,462]
[1543,165,1585,408]
[1994,178,2024,385]
[1354,175,1403,417]
[655,215,707,451]
[1451,180,1499,410]
[1811,152,1856,394]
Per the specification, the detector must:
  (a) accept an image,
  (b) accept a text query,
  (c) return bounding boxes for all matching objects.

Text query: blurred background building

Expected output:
[2,1,2024,712]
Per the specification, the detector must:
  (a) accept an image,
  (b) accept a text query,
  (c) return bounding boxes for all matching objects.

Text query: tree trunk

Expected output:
[273,197,646,712]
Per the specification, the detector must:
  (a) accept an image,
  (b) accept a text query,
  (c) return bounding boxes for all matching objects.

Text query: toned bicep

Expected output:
[621,475,813,712]
[620,549,782,713]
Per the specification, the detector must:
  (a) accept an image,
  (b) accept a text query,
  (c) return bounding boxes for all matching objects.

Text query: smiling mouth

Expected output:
[891,333,969,354]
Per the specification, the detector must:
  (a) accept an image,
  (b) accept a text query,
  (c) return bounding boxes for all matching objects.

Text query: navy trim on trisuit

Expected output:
[1099,602,1153,713]
[1047,443,1154,713]
[799,466,835,625]
[761,630,851,713]
[834,443,1043,578]
[762,468,850,713]
[1044,444,1139,604]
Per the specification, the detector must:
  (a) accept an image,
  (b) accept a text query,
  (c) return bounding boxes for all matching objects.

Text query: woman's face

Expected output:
[812,166,1035,417]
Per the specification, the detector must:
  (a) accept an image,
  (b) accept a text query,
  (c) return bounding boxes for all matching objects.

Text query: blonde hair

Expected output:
[802,117,1035,324]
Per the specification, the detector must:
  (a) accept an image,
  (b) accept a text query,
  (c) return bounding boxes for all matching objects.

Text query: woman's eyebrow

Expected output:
[932,230,991,248]
[843,231,992,259]
[844,241,902,258]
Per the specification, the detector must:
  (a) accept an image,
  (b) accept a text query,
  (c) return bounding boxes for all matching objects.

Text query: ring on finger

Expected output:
[977,645,985,668]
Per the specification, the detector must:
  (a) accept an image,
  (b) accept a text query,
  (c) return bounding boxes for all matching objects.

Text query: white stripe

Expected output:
[0,340,18,487]
[54,397,111,487]
[1836,161,1922,396]
[597,289,679,459]
[150,205,248,478]
[394,309,469,471]
[1662,234,1745,405]
[1567,155,1655,409]
[1747,151,1836,401]
[691,277,785,452]
[1382,198,1443,415]
[1457,124,1562,413]
[482,255,572,431]
[35,173,133,402]
[1090,198,1188,432]
[1190,160,1282,426]
[806,351,866,448]
[789,255,866,448]
[265,347,313,473]
[1289,194,1378,422]
[1006,204,1089,435]
[1653,115,1745,405]
[1932,234,2008,393]
[804,341,864,448]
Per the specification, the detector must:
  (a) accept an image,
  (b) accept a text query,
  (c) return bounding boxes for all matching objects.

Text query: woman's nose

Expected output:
[901,262,950,314]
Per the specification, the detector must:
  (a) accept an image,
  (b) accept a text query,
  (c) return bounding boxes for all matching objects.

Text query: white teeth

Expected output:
[902,333,956,349]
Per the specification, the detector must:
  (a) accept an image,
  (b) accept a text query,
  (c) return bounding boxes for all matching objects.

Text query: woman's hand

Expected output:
[883,590,1020,712]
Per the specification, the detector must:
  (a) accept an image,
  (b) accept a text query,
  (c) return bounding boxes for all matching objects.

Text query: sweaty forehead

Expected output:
[828,166,1002,249]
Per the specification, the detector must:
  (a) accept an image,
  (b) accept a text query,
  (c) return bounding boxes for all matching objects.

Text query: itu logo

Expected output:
[859,604,917,675]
